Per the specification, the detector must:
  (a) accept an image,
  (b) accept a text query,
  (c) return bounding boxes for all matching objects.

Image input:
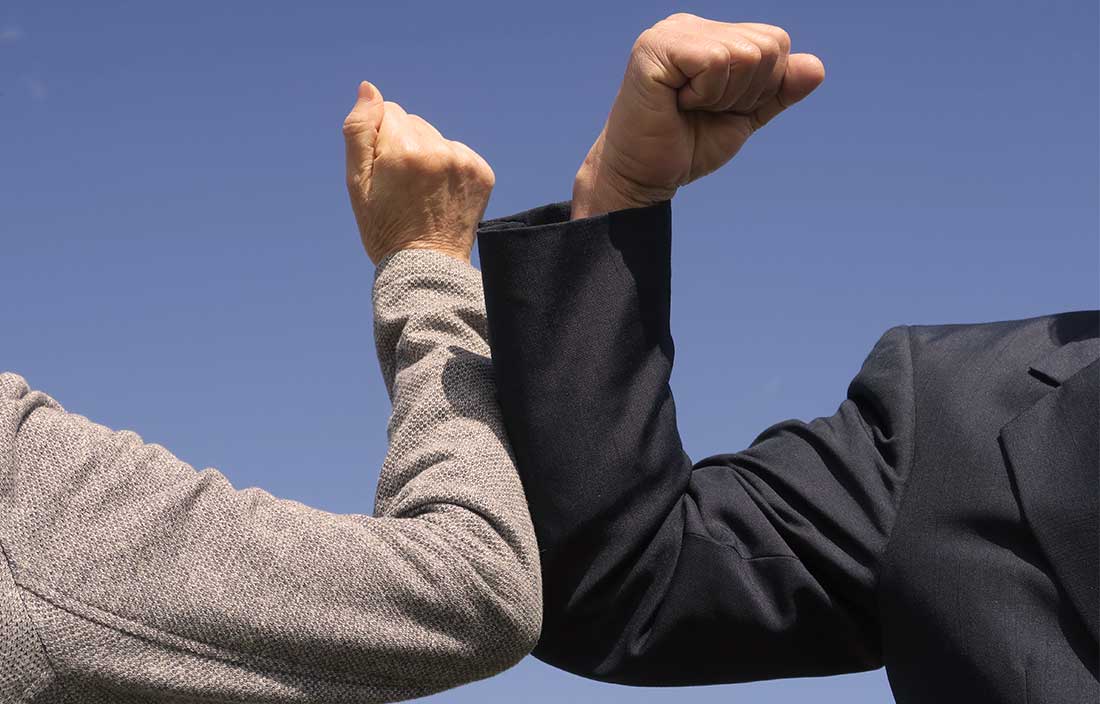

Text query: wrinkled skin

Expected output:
[572,13,827,219]
[343,81,494,264]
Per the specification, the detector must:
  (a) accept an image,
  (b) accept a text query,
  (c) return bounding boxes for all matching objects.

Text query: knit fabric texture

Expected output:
[0,249,541,703]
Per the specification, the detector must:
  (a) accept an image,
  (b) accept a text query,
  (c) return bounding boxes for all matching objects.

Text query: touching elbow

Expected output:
[507,583,543,664]
[481,566,543,673]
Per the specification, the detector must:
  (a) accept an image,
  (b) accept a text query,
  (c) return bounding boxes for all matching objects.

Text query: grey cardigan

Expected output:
[0,250,542,703]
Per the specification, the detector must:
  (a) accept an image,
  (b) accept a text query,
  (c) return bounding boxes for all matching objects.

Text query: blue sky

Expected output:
[1,1,1096,702]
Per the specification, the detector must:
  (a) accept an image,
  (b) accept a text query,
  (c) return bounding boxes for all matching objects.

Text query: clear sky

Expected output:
[2,1,1096,702]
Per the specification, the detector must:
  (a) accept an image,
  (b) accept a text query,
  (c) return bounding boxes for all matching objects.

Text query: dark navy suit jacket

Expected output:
[476,199,1098,703]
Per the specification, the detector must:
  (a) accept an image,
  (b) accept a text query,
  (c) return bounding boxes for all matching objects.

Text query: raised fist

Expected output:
[343,81,494,264]
[572,14,826,219]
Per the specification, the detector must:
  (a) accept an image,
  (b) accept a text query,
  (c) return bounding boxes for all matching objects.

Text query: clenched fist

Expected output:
[343,81,494,264]
[572,13,826,219]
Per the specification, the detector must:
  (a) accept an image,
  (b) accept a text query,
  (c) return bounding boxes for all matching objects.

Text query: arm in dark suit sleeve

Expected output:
[477,200,916,686]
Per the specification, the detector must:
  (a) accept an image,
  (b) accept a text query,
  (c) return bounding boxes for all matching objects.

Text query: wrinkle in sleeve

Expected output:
[0,249,540,702]
[566,328,915,685]
[478,201,914,686]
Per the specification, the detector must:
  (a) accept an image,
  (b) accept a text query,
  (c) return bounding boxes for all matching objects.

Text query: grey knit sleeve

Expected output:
[0,249,541,703]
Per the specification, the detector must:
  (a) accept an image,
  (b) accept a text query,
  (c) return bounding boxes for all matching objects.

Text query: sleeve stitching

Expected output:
[683,531,801,563]
[13,573,479,691]
[871,325,918,597]
[0,539,60,698]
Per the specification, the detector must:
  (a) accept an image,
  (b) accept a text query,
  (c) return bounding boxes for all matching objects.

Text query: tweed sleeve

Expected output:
[0,249,540,703]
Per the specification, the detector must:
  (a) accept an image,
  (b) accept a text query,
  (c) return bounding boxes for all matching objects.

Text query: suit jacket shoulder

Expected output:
[880,310,1098,701]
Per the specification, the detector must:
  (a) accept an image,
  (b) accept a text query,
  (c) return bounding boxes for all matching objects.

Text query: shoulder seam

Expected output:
[872,325,919,611]
[0,539,60,698]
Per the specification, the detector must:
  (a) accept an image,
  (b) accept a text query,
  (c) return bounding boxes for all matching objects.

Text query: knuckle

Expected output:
[429,143,457,167]
[775,28,792,52]
[662,12,696,24]
[477,154,495,180]
[451,141,493,183]
[479,164,496,188]
[734,41,762,65]
[341,115,362,138]
[459,153,483,175]
[705,42,730,66]
[391,137,455,174]
[633,27,659,52]
[471,160,495,187]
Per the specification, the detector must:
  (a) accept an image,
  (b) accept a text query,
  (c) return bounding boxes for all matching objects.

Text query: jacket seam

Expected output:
[872,325,919,629]
[683,531,801,562]
[12,572,476,691]
[0,538,60,698]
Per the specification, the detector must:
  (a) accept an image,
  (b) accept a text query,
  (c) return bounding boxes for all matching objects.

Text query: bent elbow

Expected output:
[477,567,543,674]
[399,540,541,682]
[505,583,543,664]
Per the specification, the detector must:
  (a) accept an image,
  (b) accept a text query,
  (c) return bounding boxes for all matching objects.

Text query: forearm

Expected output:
[478,199,695,674]
[478,199,682,549]
[477,200,899,683]
[0,252,539,702]
[370,248,542,655]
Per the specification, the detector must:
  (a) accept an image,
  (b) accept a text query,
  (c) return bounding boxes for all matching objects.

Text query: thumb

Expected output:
[749,53,826,130]
[343,80,385,169]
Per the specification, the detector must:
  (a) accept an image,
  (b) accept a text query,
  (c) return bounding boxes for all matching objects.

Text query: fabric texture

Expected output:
[476,199,1098,704]
[0,248,541,703]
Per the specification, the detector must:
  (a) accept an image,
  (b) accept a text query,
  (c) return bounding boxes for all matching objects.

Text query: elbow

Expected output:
[525,568,645,685]
[508,572,544,658]
[468,519,544,672]
[480,566,543,673]
[340,556,541,691]
[495,612,541,674]
[429,547,542,680]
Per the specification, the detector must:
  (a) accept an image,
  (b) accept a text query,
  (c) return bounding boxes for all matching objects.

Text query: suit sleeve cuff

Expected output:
[475,195,674,378]
[477,200,575,232]
[476,198,672,259]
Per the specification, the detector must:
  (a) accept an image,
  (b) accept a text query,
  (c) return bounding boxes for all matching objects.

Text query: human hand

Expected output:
[343,81,494,264]
[571,13,825,219]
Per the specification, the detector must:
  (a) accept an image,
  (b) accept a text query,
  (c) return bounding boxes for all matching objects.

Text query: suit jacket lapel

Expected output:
[1000,339,1099,644]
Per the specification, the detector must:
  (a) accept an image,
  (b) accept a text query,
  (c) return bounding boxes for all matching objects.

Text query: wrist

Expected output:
[391,240,472,265]
[369,236,473,266]
[570,137,676,220]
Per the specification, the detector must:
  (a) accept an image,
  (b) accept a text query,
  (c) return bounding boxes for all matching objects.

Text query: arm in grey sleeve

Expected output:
[0,249,541,703]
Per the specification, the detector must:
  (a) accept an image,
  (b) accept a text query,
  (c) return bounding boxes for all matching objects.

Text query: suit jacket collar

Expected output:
[1028,336,1100,387]
[1001,333,1099,645]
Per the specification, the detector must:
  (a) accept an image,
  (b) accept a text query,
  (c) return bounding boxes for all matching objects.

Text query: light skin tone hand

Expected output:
[343,81,494,264]
[572,13,826,219]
